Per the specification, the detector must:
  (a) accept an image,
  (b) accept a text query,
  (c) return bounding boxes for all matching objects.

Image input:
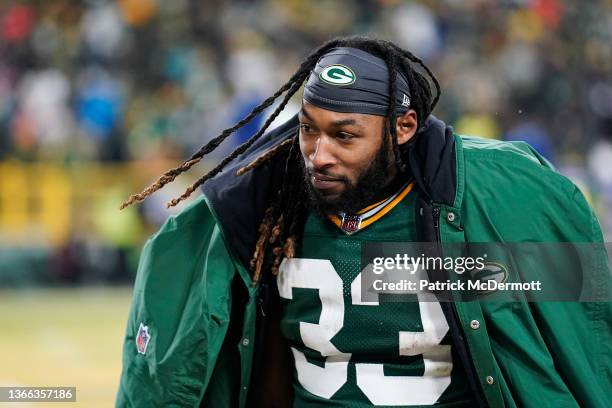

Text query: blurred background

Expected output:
[0,0,610,406]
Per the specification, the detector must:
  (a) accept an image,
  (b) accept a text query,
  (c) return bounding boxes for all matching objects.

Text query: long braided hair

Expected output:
[120,36,440,285]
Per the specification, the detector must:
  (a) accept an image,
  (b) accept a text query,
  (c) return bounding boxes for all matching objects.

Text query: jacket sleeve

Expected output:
[529,180,612,408]
[115,196,238,407]
[515,142,611,407]
[460,139,612,407]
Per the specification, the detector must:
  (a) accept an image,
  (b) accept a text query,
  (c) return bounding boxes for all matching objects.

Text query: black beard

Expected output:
[300,145,393,216]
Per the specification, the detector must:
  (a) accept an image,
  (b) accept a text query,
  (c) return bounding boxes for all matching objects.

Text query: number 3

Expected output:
[278,258,452,406]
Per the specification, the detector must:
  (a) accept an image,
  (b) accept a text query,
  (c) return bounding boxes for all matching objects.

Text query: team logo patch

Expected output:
[136,323,151,355]
[470,262,508,294]
[340,214,362,235]
[319,64,356,86]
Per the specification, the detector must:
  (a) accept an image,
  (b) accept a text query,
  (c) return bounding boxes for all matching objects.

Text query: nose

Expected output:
[308,136,336,169]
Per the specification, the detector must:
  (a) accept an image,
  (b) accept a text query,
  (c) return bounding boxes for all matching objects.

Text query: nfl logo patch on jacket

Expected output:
[136,323,150,355]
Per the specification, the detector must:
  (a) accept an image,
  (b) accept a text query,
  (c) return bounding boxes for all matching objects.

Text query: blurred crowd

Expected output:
[0,0,611,284]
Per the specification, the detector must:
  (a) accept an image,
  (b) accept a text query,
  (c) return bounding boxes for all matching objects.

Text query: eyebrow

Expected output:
[299,106,313,121]
[299,106,362,128]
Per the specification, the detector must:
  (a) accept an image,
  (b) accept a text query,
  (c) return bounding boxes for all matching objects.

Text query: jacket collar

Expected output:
[408,115,457,207]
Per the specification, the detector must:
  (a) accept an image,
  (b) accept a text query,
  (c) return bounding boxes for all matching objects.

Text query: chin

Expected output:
[317,190,343,202]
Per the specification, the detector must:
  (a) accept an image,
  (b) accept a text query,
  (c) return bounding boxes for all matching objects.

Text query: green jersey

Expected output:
[278,182,474,407]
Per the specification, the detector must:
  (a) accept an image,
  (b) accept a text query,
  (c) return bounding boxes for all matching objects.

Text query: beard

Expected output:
[300,143,394,216]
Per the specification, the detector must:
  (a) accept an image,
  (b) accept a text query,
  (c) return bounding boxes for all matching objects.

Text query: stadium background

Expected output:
[0,0,610,406]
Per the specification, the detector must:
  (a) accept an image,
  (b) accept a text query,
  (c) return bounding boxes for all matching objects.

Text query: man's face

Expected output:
[298,101,394,214]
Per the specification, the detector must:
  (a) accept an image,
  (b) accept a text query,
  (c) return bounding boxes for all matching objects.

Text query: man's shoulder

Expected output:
[455,134,584,211]
[144,195,225,255]
[458,134,552,168]
[155,195,216,235]
[454,134,600,241]
[456,134,568,189]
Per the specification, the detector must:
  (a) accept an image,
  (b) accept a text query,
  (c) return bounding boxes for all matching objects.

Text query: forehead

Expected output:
[299,100,384,127]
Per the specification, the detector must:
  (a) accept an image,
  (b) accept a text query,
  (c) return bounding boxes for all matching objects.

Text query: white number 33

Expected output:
[278,258,452,406]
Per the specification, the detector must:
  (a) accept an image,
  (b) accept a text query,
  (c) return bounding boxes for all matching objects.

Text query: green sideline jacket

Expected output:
[116,115,612,407]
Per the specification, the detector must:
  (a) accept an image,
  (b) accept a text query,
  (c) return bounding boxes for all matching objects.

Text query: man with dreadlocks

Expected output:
[116,37,611,407]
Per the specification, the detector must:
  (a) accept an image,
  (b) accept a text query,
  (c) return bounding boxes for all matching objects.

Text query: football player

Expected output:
[116,37,611,407]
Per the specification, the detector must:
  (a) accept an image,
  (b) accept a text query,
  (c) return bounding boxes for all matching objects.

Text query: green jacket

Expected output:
[116,116,611,407]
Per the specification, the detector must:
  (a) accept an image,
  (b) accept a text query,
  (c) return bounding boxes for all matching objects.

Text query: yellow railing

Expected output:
[0,160,205,247]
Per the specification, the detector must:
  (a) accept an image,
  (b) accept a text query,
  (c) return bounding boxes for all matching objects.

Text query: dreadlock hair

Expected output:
[120,36,441,286]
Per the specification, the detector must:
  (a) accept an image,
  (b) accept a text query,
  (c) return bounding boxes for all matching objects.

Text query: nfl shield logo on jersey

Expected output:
[341,213,362,235]
[136,323,151,355]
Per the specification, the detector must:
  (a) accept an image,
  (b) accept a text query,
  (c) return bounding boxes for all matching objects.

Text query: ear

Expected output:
[395,109,418,145]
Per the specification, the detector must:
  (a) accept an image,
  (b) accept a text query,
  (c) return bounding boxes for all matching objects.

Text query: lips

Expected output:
[311,171,343,191]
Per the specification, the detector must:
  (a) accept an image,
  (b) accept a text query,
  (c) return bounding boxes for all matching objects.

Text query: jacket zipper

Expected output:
[432,206,441,242]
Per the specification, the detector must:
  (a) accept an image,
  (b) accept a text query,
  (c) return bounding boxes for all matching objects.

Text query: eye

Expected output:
[336,132,354,141]
[299,123,316,134]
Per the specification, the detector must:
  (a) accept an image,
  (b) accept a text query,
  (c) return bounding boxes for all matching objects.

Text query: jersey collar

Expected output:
[328,181,415,235]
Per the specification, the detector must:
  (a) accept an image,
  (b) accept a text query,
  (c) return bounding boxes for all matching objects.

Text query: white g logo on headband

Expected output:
[319,64,356,86]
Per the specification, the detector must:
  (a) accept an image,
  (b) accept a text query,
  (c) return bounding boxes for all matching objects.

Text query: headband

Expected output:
[303,47,411,116]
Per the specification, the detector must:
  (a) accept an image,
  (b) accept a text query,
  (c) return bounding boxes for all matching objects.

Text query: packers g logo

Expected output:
[319,64,356,85]
[470,262,509,294]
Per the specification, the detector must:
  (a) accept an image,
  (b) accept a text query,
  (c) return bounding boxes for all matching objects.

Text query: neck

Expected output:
[363,172,408,210]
